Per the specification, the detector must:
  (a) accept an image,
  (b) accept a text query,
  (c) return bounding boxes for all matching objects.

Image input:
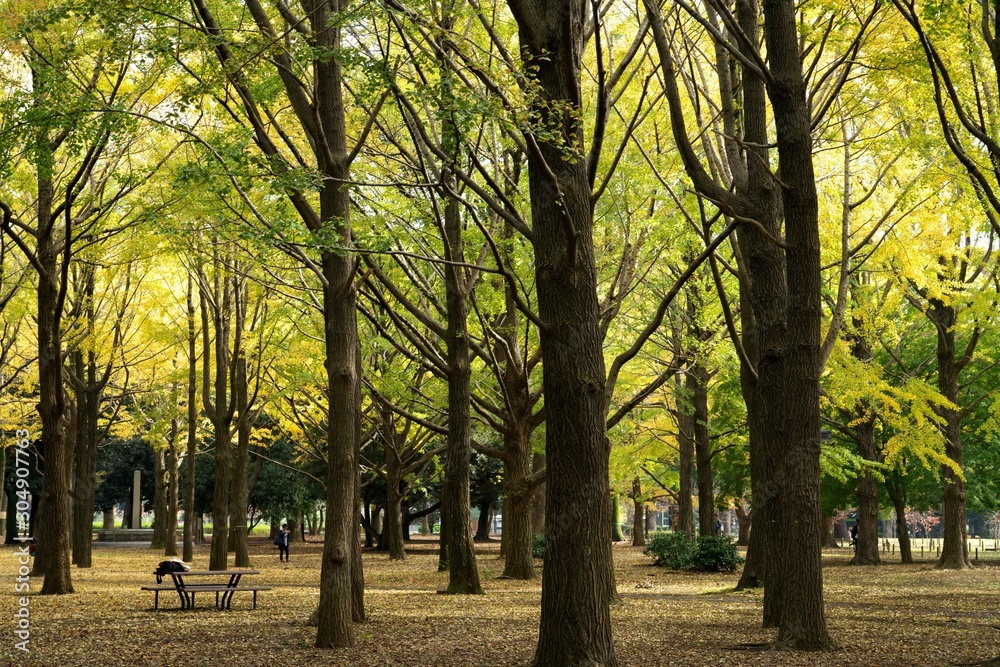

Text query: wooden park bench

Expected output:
[142,569,271,610]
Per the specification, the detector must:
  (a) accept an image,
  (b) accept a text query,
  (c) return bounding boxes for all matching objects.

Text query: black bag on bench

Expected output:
[154,558,190,583]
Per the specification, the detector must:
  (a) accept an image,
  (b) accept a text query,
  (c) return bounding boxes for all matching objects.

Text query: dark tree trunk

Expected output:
[631,477,645,547]
[70,346,100,568]
[886,479,912,564]
[822,515,837,548]
[183,275,197,563]
[928,300,970,569]
[34,130,73,594]
[676,379,696,536]
[505,1,616,662]
[475,499,493,541]
[502,436,535,579]
[165,422,179,558]
[691,365,715,537]
[313,1,363,643]
[851,416,881,565]
[229,357,251,567]
[531,452,546,538]
[152,448,168,549]
[200,258,236,572]
[439,108,481,594]
[384,453,405,561]
[102,508,114,530]
[847,312,880,565]
[735,502,751,547]
[762,0,830,646]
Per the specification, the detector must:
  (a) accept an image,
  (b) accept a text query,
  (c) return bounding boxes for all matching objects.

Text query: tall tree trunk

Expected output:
[313,0,362,644]
[631,477,645,547]
[676,378,696,536]
[475,498,493,541]
[165,424,179,558]
[440,114,481,594]
[531,453,546,538]
[385,451,405,561]
[502,435,535,579]
[33,120,73,593]
[202,262,234,572]
[928,300,970,569]
[735,501,751,547]
[183,275,197,563]
[229,356,251,567]
[763,0,830,646]
[886,478,912,564]
[821,515,837,548]
[71,346,100,568]
[151,447,168,549]
[851,415,881,565]
[691,365,715,537]
[505,2,616,662]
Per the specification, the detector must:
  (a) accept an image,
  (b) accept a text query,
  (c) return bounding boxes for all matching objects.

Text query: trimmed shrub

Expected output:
[691,535,744,572]
[532,533,545,559]
[643,531,696,569]
[643,532,744,572]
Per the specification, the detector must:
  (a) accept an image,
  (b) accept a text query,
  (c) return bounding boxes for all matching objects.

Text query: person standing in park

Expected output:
[274,523,290,562]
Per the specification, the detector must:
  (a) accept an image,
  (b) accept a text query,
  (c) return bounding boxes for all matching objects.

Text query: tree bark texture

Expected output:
[676,378,696,536]
[691,365,714,537]
[152,447,168,549]
[886,479,913,564]
[505,1,617,663]
[183,275,198,563]
[314,0,363,645]
[851,414,881,565]
[440,200,482,592]
[631,477,645,547]
[229,356,251,567]
[762,0,830,646]
[928,300,970,569]
[34,126,73,594]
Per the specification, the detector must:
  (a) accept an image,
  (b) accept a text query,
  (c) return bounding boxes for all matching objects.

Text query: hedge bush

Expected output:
[643,532,743,572]
[532,533,545,559]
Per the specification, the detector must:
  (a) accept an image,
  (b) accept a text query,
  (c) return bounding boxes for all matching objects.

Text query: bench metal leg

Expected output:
[253,590,257,609]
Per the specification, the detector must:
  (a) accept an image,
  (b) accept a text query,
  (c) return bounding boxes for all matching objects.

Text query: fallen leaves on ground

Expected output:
[1,538,998,666]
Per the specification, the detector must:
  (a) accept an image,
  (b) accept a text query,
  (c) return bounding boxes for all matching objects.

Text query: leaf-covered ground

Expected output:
[2,537,999,666]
